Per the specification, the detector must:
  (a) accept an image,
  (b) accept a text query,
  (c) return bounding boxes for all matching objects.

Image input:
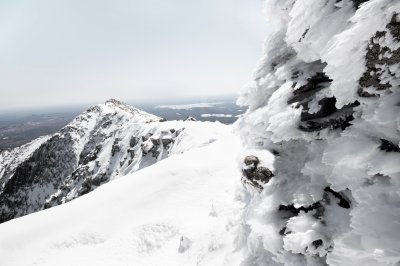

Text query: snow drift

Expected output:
[236,0,400,265]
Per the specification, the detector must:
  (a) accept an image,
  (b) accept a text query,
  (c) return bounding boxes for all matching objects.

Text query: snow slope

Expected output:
[0,123,244,266]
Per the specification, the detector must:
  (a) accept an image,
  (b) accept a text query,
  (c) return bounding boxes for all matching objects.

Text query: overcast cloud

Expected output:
[0,0,268,110]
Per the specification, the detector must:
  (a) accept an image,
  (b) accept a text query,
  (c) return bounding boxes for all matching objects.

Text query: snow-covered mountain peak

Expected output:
[65,99,162,133]
[0,100,230,224]
[103,98,163,122]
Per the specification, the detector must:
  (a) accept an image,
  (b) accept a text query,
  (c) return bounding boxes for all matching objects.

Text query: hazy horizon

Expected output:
[0,93,238,113]
[0,0,269,110]
[0,94,243,149]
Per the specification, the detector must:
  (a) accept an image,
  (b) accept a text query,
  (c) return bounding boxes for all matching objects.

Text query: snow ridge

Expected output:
[236,1,400,265]
[0,100,226,223]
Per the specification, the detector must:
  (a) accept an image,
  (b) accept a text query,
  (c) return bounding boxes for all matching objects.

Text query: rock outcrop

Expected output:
[241,155,274,191]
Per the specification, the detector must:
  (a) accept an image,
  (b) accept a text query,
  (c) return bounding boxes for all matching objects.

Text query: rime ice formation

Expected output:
[0,99,229,224]
[236,0,400,265]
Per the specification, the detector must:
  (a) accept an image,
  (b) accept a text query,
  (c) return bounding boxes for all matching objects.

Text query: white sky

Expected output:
[0,0,269,110]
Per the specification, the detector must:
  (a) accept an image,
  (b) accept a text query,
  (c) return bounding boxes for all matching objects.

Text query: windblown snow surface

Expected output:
[1,0,400,266]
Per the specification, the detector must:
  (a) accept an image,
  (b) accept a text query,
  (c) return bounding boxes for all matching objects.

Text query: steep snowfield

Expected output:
[0,124,245,266]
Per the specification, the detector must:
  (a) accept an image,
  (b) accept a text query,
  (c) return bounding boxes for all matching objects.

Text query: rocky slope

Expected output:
[0,99,226,223]
[236,0,400,265]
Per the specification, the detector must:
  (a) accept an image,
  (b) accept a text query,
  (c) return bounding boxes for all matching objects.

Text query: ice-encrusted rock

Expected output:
[241,155,274,191]
[236,1,400,265]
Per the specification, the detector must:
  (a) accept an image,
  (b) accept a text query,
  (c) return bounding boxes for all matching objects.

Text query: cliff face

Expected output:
[237,1,400,265]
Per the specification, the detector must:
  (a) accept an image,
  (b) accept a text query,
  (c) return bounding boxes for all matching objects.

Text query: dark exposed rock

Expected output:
[148,131,174,151]
[277,186,351,245]
[324,187,351,209]
[111,138,121,156]
[268,49,296,72]
[243,155,259,169]
[127,148,135,159]
[150,137,161,146]
[299,28,310,42]
[286,68,361,133]
[161,137,173,147]
[79,144,102,165]
[242,155,274,191]
[388,14,400,41]
[176,128,185,136]
[253,167,274,182]
[358,14,400,97]
[129,136,137,147]
[279,227,290,236]
[364,173,392,186]
[285,70,360,132]
[380,139,400,152]
[299,101,359,132]
[141,141,155,155]
[351,0,370,9]
[287,72,332,105]
[151,148,161,158]
[299,114,354,132]
[272,149,280,156]
[278,204,302,215]
[185,116,197,121]
[142,133,152,142]
[300,97,337,121]
[102,120,112,128]
[278,202,325,220]
[78,173,108,196]
[312,239,323,249]
[276,187,352,258]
